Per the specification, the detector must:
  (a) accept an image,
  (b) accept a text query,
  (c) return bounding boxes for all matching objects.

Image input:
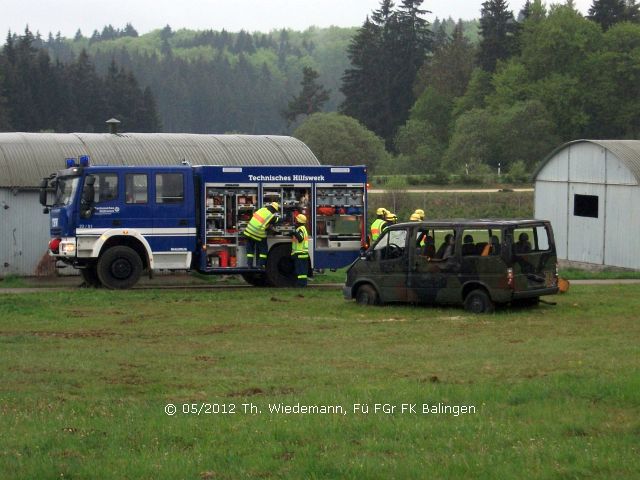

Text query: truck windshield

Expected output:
[54,176,80,206]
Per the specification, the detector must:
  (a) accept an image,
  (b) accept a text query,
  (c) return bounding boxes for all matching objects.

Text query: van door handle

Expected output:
[179,219,188,226]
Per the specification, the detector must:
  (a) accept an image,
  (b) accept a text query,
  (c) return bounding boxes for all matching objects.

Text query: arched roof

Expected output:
[533,139,640,183]
[0,133,320,188]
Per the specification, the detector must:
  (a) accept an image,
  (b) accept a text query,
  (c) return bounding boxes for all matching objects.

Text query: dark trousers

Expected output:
[293,254,309,287]
[245,236,268,268]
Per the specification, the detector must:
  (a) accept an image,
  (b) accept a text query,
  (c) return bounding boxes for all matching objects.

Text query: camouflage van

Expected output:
[343,219,559,313]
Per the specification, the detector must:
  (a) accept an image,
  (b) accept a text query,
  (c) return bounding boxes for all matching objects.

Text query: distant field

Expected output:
[1,286,639,479]
[368,191,533,221]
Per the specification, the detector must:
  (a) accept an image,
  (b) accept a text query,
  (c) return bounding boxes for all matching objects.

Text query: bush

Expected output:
[432,169,450,185]
[505,160,531,184]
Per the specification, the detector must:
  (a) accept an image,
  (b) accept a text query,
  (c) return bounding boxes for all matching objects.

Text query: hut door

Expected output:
[567,184,605,265]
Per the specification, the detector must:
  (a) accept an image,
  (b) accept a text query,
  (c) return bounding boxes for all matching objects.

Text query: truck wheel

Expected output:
[241,272,267,287]
[80,264,102,288]
[97,246,143,289]
[355,284,379,306]
[464,289,495,314]
[265,243,296,287]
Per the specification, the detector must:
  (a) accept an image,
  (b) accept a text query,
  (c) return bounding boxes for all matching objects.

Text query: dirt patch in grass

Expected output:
[195,355,216,362]
[227,387,265,397]
[197,326,226,335]
[104,373,147,386]
[0,330,117,339]
[226,386,296,397]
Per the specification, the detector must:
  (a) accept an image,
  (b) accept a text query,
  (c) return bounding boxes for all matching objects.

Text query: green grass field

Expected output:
[1,286,639,479]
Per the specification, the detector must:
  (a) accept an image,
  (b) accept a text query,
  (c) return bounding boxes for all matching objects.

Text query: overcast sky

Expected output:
[2,0,594,38]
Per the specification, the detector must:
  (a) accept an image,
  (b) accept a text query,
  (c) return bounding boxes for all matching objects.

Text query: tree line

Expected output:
[2,0,639,178]
[335,0,640,176]
[0,28,160,132]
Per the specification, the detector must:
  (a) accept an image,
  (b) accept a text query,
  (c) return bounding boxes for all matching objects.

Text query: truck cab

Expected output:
[42,162,196,288]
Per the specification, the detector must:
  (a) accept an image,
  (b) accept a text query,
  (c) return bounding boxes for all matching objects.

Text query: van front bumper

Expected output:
[342,285,353,300]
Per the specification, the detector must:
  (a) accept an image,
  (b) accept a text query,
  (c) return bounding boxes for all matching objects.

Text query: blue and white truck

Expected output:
[40,157,367,288]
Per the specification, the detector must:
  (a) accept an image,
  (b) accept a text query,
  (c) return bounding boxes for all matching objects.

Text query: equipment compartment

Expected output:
[205,185,257,267]
[262,185,311,237]
[315,185,365,249]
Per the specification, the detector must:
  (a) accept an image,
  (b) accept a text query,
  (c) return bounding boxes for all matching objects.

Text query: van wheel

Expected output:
[265,244,297,287]
[464,289,494,314]
[80,264,102,288]
[241,272,267,287]
[97,246,143,289]
[355,284,379,306]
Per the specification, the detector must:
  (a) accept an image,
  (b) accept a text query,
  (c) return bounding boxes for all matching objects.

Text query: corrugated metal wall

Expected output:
[535,142,640,269]
[534,181,568,259]
[604,185,640,269]
[0,190,54,277]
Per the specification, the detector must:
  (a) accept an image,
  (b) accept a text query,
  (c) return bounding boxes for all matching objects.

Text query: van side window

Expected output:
[513,226,550,253]
[417,229,435,257]
[125,174,148,204]
[434,229,456,259]
[156,173,184,204]
[94,173,118,203]
[374,229,407,260]
[461,229,502,256]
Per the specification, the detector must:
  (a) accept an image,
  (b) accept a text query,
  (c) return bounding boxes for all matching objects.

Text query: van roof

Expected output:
[392,219,549,228]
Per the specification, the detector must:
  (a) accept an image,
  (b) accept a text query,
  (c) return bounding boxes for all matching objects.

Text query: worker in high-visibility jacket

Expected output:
[384,211,397,225]
[411,212,427,247]
[291,213,309,287]
[243,202,280,268]
[369,207,388,245]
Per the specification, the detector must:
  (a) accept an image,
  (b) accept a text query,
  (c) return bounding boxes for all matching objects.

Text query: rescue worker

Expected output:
[413,209,425,221]
[243,202,280,268]
[291,213,309,287]
[411,213,428,248]
[384,211,397,226]
[369,207,388,244]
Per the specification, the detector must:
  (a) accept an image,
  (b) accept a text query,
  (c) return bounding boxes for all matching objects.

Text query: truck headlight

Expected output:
[60,242,76,255]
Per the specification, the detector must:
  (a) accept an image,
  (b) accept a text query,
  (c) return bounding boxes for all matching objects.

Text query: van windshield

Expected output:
[53,176,80,206]
[512,225,551,254]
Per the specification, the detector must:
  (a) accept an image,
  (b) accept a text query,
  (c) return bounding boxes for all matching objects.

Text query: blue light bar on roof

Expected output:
[65,158,77,168]
[79,155,90,167]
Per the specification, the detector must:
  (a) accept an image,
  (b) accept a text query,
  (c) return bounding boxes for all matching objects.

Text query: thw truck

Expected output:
[40,158,367,288]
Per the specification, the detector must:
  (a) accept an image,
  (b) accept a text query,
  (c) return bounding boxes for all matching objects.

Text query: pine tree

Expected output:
[415,20,475,99]
[0,63,12,130]
[519,0,533,21]
[283,66,330,125]
[340,0,430,147]
[123,23,138,38]
[340,16,383,134]
[624,0,640,22]
[589,0,627,30]
[139,87,161,131]
[478,0,518,72]
[69,49,106,131]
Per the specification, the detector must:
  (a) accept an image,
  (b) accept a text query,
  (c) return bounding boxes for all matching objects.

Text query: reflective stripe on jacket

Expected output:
[370,218,386,243]
[291,225,309,257]
[244,207,275,240]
